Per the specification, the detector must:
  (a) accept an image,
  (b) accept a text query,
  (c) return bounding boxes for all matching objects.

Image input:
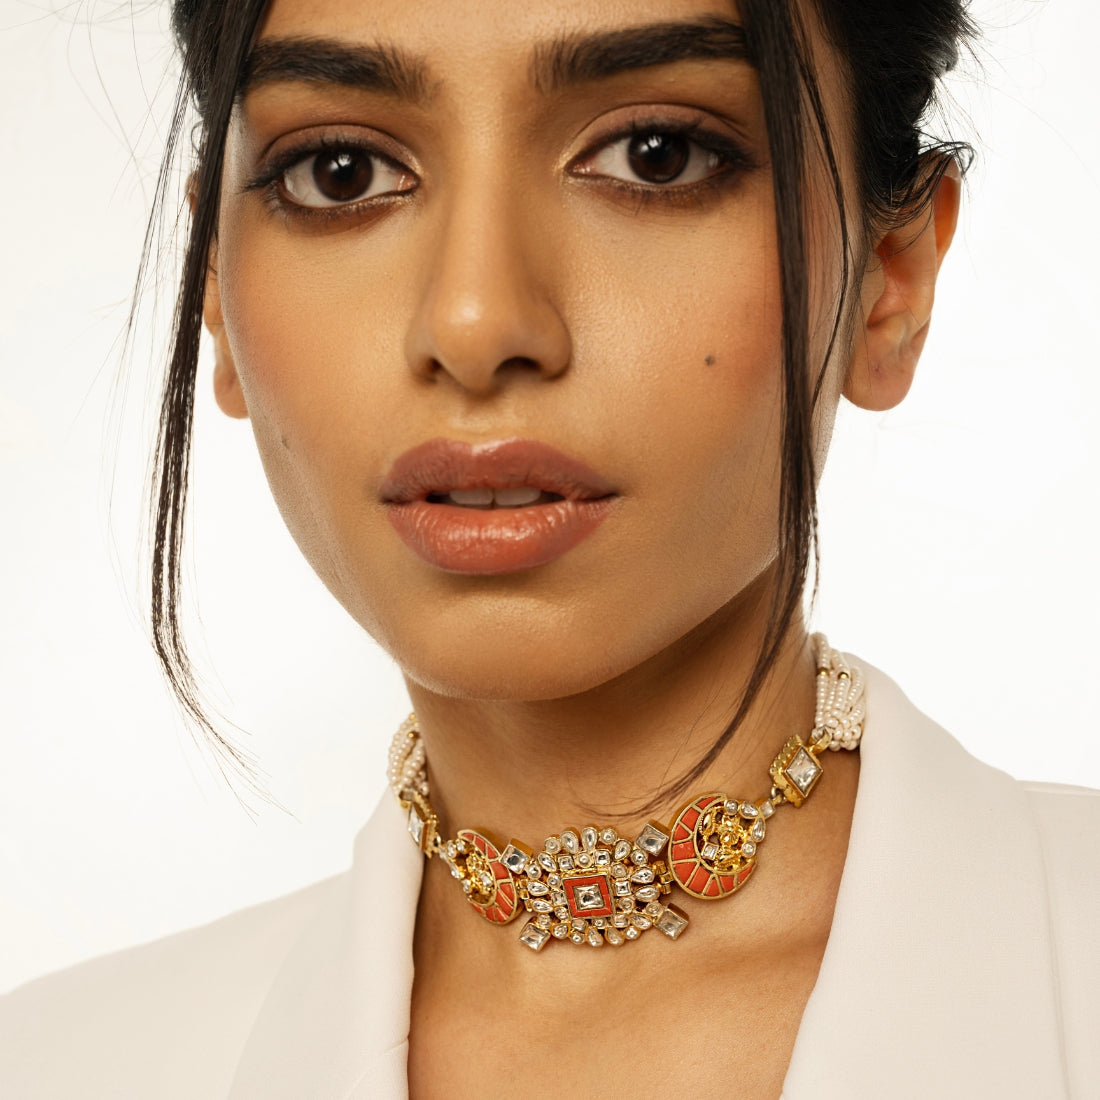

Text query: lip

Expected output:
[381,438,617,574]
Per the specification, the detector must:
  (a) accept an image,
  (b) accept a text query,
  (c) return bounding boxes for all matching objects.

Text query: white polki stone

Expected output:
[577,854,591,868]
[630,849,647,866]
[600,828,618,845]
[760,800,775,818]
[552,924,569,939]
[724,800,740,816]
[561,830,580,854]
[570,931,585,944]
[606,928,624,946]
[751,820,766,841]
[786,747,822,795]
[613,913,629,928]
[501,844,528,874]
[739,801,759,818]
[611,863,629,880]
[635,886,659,902]
[645,902,662,917]
[536,914,551,929]
[631,913,652,929]
[742,841,756,857]
[655,906,689,940]
[573,883,606,911]
[548,873,562,887]
[630,867,654,884]
[526,863,541,879]
[702,843,719,861]
[537,852,556,873]
[519,922,551,951]
[625,927,640,940]
[613,839,632,861]
[636,823,670,856]
[587,928,603,947]
[531,899,553,913]
[558,855,574,871]
[581,826,598,851]
[527,881,549,896]
[594,850,611,867]
[554,906,570,920]
[544,836,561,854]
[614,879,632,897]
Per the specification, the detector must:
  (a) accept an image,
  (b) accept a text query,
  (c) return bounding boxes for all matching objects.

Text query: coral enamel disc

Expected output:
[456,828,521,924]
[668,793,760,900]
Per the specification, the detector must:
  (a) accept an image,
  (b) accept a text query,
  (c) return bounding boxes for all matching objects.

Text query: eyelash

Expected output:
[245,118,753,226]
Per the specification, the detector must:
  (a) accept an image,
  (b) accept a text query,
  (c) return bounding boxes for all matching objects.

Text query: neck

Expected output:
[403,578,815,844]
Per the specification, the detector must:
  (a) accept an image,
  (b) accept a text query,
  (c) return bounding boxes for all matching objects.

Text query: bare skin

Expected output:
[203,0,959,1094]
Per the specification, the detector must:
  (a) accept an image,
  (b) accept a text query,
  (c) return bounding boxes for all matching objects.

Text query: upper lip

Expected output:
[380,438,616,504]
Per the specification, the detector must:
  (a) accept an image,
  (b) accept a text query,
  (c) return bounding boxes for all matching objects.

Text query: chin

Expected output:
[387,618,636,702]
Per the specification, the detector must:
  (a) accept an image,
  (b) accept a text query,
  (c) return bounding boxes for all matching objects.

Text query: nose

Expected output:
[404,179,572,395]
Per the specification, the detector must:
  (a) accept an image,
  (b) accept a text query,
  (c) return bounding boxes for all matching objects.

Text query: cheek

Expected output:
[567,194,786,554]
[214,216,410,607]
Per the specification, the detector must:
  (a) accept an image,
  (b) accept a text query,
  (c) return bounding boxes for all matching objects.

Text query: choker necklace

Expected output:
[387,634,864,952]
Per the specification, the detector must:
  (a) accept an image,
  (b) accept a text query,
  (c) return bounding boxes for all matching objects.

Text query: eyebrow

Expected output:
[238,18,751,106]
[238,37,433,105]
[531,17,753,93]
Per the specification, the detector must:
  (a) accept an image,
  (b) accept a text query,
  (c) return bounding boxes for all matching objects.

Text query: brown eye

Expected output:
[281,146,415,209]
[313,151,374,202]
[580,126,731,191]
[626,133,690,184]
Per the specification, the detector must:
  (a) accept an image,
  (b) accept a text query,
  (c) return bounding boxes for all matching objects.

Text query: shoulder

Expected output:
[0,875,340,1099]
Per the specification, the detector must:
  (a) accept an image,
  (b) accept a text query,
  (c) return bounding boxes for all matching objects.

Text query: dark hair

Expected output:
[149,0,974,798]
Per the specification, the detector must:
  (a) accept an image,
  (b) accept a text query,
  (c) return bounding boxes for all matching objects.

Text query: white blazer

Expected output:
[2,664,1098,1098]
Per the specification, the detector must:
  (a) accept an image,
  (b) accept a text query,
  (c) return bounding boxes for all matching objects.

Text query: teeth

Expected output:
[444,486,544,508]
[447,488,495,507]
[493,487,542,507]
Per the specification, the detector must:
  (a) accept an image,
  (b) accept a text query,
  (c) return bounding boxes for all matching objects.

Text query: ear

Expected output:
[188,175,249,420]
[203,253,249,420]
[844,161,961,412]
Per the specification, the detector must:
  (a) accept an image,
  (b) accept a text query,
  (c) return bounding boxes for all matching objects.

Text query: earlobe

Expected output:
[204,253,250,421]
[844,161,961,413]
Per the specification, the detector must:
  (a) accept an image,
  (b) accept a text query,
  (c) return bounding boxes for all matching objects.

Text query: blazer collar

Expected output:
[781,664,1068,1098]
[227,794,423,1100]
[229,663,1068,1099]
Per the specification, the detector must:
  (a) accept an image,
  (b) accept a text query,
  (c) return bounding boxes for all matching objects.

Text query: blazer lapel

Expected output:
[228,664,1070,1099]
[781,664,1068,1098]
[228,795,423,1100]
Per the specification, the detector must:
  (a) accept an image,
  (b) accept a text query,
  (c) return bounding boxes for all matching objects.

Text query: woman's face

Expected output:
[209,0,853,699]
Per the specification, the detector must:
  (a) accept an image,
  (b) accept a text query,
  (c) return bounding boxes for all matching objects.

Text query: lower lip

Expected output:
[385,498,615,574]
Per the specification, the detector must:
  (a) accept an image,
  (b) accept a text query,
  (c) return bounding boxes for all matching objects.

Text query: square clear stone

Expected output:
[786,746,822,796]
[519,922,551,951]
[655,905,689,940]
[501,844,528,874]
[636,823,670,856]
[407,806,424,846]
[573,883,606,911]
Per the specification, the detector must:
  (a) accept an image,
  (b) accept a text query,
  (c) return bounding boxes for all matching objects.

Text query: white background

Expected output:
[2,0,1098,993]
